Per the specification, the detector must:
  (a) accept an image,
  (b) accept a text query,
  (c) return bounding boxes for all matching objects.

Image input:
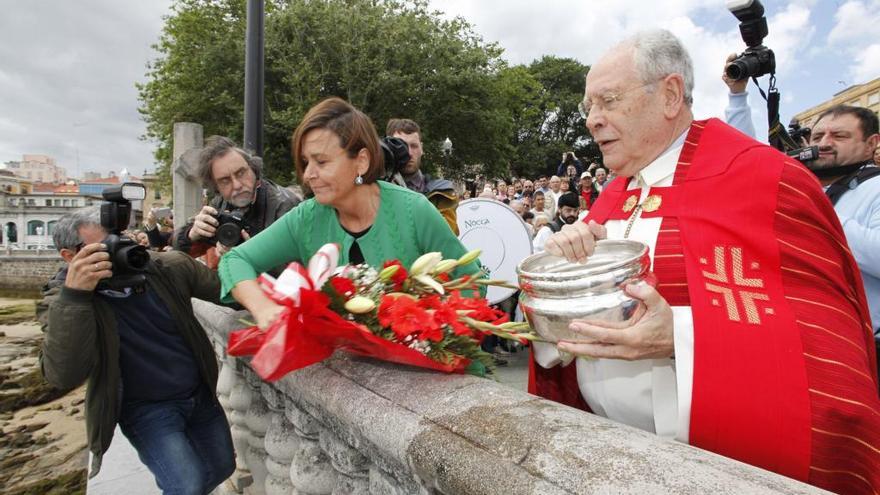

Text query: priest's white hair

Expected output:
[617,29,695,106]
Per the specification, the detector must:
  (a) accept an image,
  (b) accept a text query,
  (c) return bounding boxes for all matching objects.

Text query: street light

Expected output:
[441,137,453,177]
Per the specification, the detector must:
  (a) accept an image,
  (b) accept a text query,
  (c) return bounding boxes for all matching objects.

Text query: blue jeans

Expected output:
[119,386,235,495]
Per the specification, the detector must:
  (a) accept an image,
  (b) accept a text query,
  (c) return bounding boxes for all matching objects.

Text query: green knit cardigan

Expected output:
[219,181,483,302]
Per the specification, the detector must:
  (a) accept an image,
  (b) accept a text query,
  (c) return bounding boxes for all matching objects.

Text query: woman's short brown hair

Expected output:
[291,97,384,187]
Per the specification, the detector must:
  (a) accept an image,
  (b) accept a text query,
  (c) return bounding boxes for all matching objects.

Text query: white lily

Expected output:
[409,252,442,276]
[456,249,482,266]
[432,259,459,275]
[344,296,376,314]
[414,274,445,295]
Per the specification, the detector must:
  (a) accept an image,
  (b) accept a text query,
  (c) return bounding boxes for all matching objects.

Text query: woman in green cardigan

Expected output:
[219,97,481,329]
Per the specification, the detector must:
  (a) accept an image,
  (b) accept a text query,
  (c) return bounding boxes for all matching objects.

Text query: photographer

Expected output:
[142,206,173,250]
[386,118,459,234]
[174,136,299,264]
[37,205,234,492]
[722,52,758,139]
[556,151,584,179]
[806,105,880,370]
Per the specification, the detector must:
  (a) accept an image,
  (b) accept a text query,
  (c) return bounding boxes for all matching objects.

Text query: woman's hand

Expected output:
[232,279,286,330]
[253,301,286,330]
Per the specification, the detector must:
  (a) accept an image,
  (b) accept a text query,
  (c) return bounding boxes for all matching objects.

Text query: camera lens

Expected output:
[725,59,749,81]
[122,245,150,270]
[215,223,243,246]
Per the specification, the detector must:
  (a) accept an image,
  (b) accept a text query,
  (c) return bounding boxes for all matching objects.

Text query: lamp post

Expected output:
[441,137,453,177]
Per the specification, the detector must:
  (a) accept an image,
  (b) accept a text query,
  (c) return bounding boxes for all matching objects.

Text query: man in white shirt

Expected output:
[533,29,880,494]
[543,175,562,219]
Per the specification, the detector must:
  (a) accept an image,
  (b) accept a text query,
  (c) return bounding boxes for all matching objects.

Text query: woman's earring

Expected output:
[355,175,364,185]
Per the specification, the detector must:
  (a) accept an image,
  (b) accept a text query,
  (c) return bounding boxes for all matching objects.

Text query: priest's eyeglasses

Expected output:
[578,80,660,120]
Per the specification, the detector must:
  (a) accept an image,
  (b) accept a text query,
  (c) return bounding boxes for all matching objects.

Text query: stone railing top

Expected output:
[193,298,827,495]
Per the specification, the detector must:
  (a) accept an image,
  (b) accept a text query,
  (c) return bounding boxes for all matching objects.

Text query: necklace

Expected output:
[623,205,642,239]
[621,193,662,239]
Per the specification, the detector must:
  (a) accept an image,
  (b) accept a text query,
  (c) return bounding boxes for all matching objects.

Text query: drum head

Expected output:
[456,199,533,304]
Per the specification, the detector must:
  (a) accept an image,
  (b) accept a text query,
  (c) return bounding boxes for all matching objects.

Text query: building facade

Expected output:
[1,191,101,249]
[793,76,880,129]
[5,154,67,184]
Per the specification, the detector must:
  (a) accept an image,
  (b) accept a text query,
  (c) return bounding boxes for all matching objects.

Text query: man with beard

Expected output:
[532,192,579,252]
[174,136,299,266]
[806,105,880,371]
[386,118,459,234]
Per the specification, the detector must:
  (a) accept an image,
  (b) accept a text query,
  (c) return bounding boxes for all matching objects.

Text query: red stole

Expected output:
[528,119,880,494]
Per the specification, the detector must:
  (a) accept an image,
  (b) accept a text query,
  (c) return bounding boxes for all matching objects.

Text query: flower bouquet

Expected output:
[226,244,538,381]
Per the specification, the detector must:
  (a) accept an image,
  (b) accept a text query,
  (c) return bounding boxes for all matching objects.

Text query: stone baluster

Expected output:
[244,369,270,495]
[286,402,337,494]
[262,384,296,495]
[368,467,423,495]
[216,355,236,414]
[229,363,254,478]
[319,430,370,495]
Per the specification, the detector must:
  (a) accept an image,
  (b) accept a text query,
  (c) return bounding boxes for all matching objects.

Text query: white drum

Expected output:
[456,198,533,304]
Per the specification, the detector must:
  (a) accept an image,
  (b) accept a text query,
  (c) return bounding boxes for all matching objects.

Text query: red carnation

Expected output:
[382,260,408,289]
[329,276,357,299]
[417,322,444,342]
[378,295,398,328]
[434,305,471,337]
[418,294,443,310]
[387,297,433,341]
[446,291,508,325]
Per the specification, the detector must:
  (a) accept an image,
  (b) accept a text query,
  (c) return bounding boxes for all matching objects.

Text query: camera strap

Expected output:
[826,163,880,206]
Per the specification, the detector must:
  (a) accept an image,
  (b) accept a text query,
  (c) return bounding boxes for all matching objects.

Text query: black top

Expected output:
[102,285,200,403]
[342,225,371,265]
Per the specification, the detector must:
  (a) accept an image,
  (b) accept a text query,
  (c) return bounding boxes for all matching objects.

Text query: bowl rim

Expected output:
[516,239,649,281]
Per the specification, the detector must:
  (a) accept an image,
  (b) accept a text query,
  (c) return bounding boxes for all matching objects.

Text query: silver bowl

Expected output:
[516,240,651,343]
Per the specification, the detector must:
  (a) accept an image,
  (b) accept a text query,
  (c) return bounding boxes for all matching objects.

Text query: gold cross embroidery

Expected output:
[701,246,773,324]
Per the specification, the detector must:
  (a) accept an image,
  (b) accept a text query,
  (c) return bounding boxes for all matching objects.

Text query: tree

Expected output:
[138,0,514,189]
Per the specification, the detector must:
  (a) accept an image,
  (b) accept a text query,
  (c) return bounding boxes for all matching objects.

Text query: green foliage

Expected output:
[139,0,592,186]
[495,56,592,178]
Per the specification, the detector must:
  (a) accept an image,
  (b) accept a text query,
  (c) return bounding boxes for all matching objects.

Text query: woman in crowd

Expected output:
[219,97,482,328]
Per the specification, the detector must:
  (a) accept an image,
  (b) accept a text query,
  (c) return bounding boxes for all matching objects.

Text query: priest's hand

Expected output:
[558,282,674,360]
[545,220,607,264]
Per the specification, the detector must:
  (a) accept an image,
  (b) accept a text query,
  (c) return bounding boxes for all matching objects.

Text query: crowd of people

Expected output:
[34,27,880,495]
[464,161,612,253]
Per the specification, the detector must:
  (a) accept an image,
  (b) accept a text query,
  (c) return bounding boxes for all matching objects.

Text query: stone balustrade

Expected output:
[194,298,827,495]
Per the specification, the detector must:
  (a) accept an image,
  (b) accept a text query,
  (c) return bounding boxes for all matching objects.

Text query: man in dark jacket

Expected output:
[38,206,234,494]
[386,119,460,234]
[174,135,299,266]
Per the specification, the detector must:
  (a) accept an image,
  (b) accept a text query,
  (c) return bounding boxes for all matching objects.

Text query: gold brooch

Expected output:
[642,194,662,212]
[622,195,638,213]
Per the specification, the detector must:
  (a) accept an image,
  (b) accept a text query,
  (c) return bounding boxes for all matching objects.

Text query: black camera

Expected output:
[211,209,251,247]
[726,0,776,81]
[784,121,819,164]
[99,183,150,290]
[380,136,411,178]
[788,121,811,144]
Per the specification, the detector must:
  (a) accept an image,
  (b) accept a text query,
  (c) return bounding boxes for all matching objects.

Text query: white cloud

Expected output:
[852,44,880,82]
[828,0,880,44]
[827,0,880,83]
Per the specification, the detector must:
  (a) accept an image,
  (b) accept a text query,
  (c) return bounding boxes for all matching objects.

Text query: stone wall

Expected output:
[0,253,63,292]
[193,299,828,495]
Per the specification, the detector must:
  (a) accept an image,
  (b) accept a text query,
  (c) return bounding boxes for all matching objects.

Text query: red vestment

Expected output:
[528,119,880,494]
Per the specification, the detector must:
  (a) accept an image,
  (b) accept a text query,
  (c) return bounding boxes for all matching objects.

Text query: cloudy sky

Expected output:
[1,0,877,179]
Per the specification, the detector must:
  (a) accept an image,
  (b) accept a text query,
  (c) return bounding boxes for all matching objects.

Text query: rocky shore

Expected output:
[0,298,88,494]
